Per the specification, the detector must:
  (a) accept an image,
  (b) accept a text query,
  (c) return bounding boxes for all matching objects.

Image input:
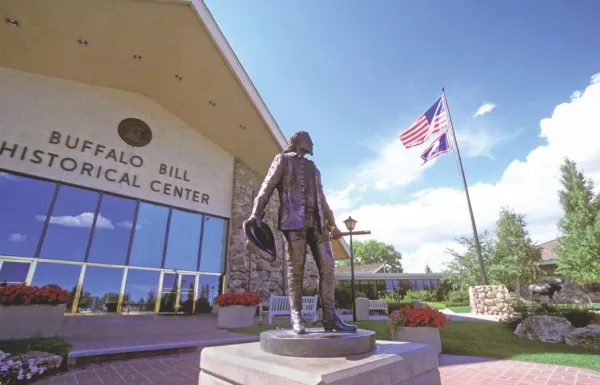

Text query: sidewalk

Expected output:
[33,352,600,385]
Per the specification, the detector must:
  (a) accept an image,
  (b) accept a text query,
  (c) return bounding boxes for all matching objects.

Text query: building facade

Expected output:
[0,0,349,315]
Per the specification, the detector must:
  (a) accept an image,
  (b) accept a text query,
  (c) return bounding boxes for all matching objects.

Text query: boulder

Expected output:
[516,315,574,343]
[564,324,600,352]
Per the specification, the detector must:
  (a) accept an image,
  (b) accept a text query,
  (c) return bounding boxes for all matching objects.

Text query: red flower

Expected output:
[590,320,600,325]
[386,305,449,335]
[214,292,261,307]
[0,284,71,306]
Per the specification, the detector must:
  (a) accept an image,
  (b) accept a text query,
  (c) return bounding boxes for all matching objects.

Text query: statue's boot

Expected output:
[323,312,358,333]
[318,279,357,333]
[290,309,306,334]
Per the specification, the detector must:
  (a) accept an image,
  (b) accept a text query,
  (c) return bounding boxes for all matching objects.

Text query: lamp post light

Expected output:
[343,216,358,322]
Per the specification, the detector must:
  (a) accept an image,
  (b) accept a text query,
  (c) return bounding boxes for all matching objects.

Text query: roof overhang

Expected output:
[335,273,444,280]
[0,0,287,173]
[0,0,352,260]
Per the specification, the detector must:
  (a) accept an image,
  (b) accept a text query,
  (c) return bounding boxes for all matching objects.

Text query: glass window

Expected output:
[198,274,221,303]
[39,185,100,262]
[128,203,169,268]
[199,216,227,273]
[0,261,30,286]
[159,272,178,313]
[431,280,440,289]
[416,280,425,291]
[180,274,196,314]
[87,194,136,265]
[31,262,81,312]
[164,210,202,271]
[77,266,123,313]
[0,172,55,258]
[122,269,159,313]
[385,280,394,292]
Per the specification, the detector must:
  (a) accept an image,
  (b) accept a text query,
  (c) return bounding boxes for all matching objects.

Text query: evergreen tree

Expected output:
[489,207,542,291]
[556,158,600,283]
[424,263,433,273]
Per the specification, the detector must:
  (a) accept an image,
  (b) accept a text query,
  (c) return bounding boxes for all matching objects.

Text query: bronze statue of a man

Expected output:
[248,131,357,334]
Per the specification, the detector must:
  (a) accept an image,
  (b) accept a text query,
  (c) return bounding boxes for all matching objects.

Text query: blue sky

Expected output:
[206,0,600,272]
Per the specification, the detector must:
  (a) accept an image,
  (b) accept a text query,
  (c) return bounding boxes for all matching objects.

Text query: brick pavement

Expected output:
[33,352,600,385]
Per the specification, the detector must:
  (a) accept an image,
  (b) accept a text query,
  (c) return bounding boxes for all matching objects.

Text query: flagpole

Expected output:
[441,88,489,285]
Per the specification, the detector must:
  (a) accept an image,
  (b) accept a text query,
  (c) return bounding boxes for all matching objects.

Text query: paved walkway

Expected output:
[59,315,253,353]
[34,352,600,385]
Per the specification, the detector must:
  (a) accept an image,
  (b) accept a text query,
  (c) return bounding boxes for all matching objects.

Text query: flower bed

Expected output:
[0,285,71,340]
[0,285,71,307]
[386,305,449,354]
[214,292,261,329]
[0,350,63,384]
[214,292,260,307]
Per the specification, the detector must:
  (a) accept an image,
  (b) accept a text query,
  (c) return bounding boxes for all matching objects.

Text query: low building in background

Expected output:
[334,263,443,299]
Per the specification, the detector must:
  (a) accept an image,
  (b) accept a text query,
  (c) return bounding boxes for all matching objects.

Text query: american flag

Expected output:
[399,97,448,148]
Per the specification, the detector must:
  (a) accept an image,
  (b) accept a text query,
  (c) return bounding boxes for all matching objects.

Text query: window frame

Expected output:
[0,169,230,316]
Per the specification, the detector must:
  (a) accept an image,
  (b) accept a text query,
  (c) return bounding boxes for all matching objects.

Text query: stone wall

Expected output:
[226,158,320,301]
[468,285,513,315]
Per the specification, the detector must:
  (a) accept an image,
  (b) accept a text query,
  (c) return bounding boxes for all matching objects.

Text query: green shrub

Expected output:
[403,289,439,302]
[303,286,366,309]
[500,302,600,330]
[444,288,469,305]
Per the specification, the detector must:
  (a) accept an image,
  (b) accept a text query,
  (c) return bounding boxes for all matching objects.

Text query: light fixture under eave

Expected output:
[5,18,19,27]
[208,101,216,107]
[133,54,142,61]
[78,39,89,46]
[175,74,182,81]
[239,124,246,130]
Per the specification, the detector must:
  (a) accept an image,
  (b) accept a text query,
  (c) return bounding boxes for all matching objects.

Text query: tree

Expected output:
[488,207,542,291]
[442,231,495,289]
[424,263,433,273]
[555,158,600,283]
[351,239,404,273]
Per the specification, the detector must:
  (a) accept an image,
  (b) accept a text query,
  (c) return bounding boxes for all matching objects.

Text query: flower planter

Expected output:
[217,305,255,328]
[0,304,66,340]
[392,327,442,354]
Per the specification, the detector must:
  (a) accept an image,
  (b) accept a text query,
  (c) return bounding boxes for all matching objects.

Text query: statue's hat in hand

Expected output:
[243,216,277,262]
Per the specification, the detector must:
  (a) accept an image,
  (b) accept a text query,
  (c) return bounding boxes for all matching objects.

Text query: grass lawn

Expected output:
[447,306,471,313]
[232,321,599,371]
[0,337,72,359]
[422,302,447,310]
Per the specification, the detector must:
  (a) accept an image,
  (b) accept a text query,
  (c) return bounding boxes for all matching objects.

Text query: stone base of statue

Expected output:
[199,328,441,385]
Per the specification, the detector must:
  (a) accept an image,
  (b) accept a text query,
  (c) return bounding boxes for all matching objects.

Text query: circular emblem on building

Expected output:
[118,118,152,147]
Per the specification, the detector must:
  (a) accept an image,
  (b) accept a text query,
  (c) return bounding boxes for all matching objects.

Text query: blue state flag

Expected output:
[420,132,453,165]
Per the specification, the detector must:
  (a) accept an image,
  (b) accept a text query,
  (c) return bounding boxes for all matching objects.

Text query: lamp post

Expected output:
[343,216,358,322]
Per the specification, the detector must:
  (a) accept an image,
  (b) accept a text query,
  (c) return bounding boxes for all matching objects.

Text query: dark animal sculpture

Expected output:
[528,278,563,304]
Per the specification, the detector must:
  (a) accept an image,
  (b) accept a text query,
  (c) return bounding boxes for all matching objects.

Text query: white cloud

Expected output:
[327,183,356,211]
[331,72,600,273]
[473,103,497,118]
[36,212,115,229]
[8,233,26,242]
[116,221,142,230]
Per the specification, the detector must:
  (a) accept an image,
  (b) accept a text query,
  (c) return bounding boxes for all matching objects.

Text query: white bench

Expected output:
[369,299,388,315]
[261,295,319,324]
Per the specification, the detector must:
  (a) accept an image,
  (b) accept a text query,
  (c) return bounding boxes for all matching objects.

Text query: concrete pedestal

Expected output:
[199,340,441,385]
[260,328,376,357]
[355,297,370,321]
